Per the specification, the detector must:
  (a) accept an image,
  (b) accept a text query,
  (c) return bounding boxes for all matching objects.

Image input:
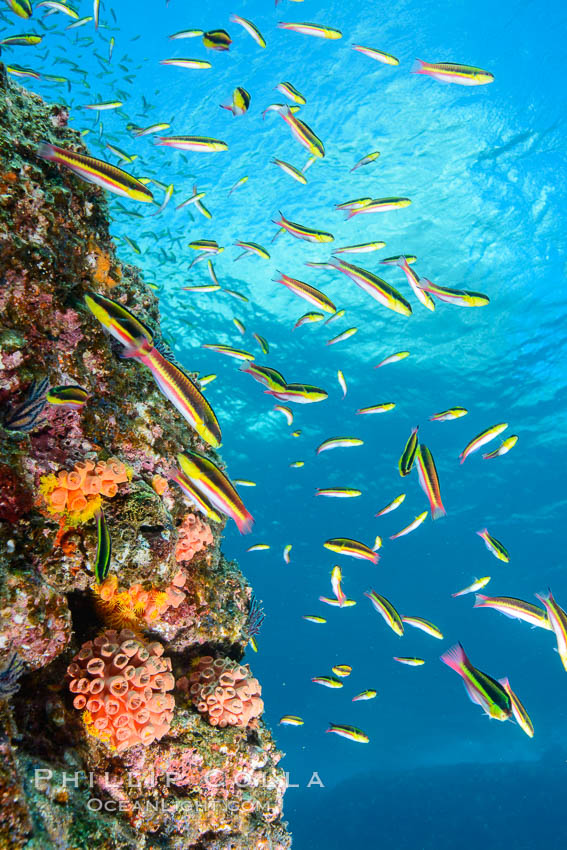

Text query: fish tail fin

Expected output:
[236,510,254,534]
[498,677,510,690]
[476,528,488,538]
[121,337,153,360]
[396,255,409,269]
[219,103,234,114]
[346,209,358,220]
[411,59,427,75]
[473,594,488,607]
[37,141,58,162]
[458,452,466,465]
[535,588,552,605]
[431,503,446,520]
[440,642,469,675]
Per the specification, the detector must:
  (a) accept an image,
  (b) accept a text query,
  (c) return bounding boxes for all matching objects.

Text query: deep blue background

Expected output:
[3,0,567,845]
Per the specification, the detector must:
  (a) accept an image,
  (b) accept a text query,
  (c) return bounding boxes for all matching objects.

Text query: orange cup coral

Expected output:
[186,656,263,729]
[175,513,213,563]
[92,570,188,632]
[40,457,130,525]
[67,629,175,752]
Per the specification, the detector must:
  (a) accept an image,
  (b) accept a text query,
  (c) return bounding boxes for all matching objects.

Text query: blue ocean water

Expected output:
[4,0,567,845]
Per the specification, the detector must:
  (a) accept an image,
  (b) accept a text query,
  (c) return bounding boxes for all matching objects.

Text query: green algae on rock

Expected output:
[0,65,291,850]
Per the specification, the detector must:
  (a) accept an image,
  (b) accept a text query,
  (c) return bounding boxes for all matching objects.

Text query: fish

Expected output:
[159,58,212,69]
[415,444,446,520]
[451,577,491,598]
[412,59,494,86]
[222,288,249,302]
[535,590,567,671]
[316,488,362,498]
[247,544,270,552]
[380,254,417,265]
[440,643,511,721]
[93,0,99,28]
[278,22,342,39]
[232,319,246,336]
[65,15,92,29]
[133,123,171,137]
[94,507,111,583]
[155,136,228,152]
[337,370,347,398]
[283,545,292,563]
[332,665,352,677]
[326,327,358,346]
[335,198,373,211]
[0,33,42,45]
[3,376,48,432]
[177,451,253,534]
[318,597,357,608]
[375,494,406,516]
[365,591,404,635]
[303,615,327,624]
[202,29,231,50]
[83,101,123,111]
[271,158,308,184]
[418,278,490,307]
[331,565,346,606]
[324,538,379,564]
[500,678,534,738]
[392,256,435,311]
[182,285,221,293]
[326,724,369,743]
[171,470,223,524]
[275,81,306,104]
[352,690,377,702]
[275,272,336,313]
[345,197,411,218]
[316,437,363,454]
[220,87,251,116]
[312,676,343,688]
[394,657,425,666]
[267,383,328,405]
[269,406,293,429]
[324,309,346,324]
[4,0,32,18]
[168,28,204,39]
[374,351,410,368]
[398,427,419,476]
[473,595,551,630]
[202,344,254,361]
[253,333,269,355]
[280,715,304,726]
[232,479,256,487]
[240,364,287,392]
[430,407,468,422]
[331,260,412,317]
[279,107,325,158]
[85,295,222,448]
[273,214,334,243]
[350,151,380,172]
[352,44,399,65]
[229,14,266,48]
[476,528,510,563]
[6,65,41,79]
[234,241,270,261]
[483,435,519,459]
[357,403,396,414]
[293,312,324,330]
[46,385,88,408]
[389,511,428,540]
[333,242,386,255]
[37,143,153,202]
[401,617,443,639]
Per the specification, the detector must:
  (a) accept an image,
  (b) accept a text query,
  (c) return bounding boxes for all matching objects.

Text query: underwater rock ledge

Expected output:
[0,66,291,850]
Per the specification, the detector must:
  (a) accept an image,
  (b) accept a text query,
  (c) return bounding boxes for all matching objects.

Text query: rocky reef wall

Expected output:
[0,64,291,850]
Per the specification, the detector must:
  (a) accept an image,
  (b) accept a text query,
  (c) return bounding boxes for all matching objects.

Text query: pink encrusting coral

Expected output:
[174,513,213,563]
[184,656,264,728]
[67,629,175,752]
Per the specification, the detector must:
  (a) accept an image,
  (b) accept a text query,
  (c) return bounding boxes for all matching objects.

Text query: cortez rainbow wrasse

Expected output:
[178,450,253,533]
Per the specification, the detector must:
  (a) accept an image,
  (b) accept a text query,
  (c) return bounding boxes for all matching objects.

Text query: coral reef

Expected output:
[68,629,175,752]
[0,66,289,849]
[183,656,264,729]
[175,512,214,563]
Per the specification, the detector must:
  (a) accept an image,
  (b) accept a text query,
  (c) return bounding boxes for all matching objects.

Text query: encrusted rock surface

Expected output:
[0,64,290,850]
